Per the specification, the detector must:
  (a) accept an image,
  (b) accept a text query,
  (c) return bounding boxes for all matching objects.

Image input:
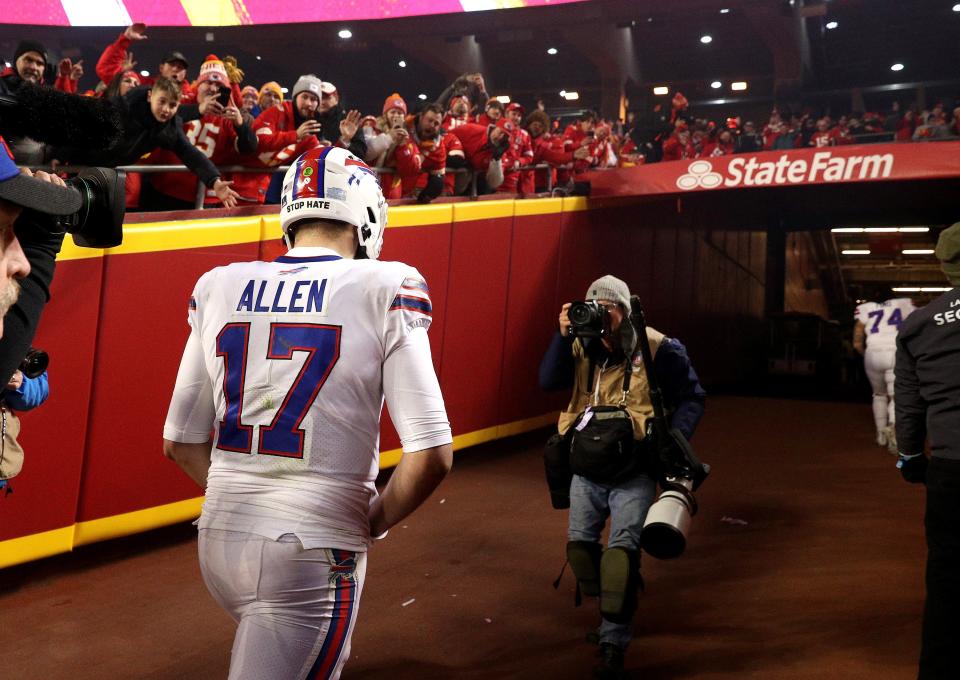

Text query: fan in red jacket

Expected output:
[448,119,511,193]
[442,94,473,132]
[145,56,258,208]
[522,110,589,193]
[661,121,696,161]
[370,94,422,199]
[499,103,534,194]
[96,23,193,100]
[402,103,464,199]
[807,118,835,148]
[476,98,504,126]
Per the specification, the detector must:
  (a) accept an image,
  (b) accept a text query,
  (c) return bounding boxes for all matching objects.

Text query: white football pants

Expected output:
[198,529,367,680]
[864,347,896,432]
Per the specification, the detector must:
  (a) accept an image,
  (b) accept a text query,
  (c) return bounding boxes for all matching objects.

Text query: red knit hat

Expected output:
[505,102,525,115]
[382,93,407,116]
[197,54,228,86]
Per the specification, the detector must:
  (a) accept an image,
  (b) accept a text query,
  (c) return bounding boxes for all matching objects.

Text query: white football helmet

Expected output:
[279,146,387,259]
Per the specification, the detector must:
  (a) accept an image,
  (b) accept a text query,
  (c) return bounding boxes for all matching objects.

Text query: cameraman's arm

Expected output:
[655,338,706,439]
[3,370,49,411]
[540,304,576,391]
[0,174,67,386]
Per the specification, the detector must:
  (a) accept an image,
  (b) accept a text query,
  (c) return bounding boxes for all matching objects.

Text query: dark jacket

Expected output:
[895,288,960,460]
[53,86,222,187]
[315,105,366,161]
[539,332,706,440]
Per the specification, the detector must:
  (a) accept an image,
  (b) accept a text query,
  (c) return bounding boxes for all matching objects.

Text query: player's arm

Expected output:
[163,439,213,488]
[853,320,865,354]
[162,319,216,490]
[372,324,453,536]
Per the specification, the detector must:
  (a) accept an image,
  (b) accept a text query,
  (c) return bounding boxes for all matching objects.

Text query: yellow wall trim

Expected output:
[453,200,516,222]
[0,526,75,570]
[0,411,558,569]
[73,497,206,547]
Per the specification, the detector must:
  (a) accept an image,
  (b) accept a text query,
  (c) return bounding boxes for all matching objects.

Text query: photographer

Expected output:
[539,275,705,680]
[0,352,50,490]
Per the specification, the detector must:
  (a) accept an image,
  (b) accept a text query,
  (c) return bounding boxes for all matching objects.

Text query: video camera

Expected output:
[0,84,125,248]
[19,347,48,379]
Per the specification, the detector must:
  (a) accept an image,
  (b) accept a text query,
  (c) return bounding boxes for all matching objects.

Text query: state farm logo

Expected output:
[674,151,895,191]
[676,160,723,190]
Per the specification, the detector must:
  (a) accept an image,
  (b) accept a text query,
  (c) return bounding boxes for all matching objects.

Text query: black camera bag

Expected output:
[569,405,638,485]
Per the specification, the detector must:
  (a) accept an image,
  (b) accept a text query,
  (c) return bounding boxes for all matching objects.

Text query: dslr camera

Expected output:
[567,300,610,339]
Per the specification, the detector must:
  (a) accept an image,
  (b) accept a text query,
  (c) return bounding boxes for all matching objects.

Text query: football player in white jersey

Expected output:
[162,146,453,680]
[854,293,916,452]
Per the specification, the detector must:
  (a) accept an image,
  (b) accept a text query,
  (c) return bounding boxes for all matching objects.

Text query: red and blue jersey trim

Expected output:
[390,295,432,316]
[307,549,357,680]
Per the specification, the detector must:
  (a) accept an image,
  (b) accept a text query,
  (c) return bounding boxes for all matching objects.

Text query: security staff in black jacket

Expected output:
[895,222,960,680]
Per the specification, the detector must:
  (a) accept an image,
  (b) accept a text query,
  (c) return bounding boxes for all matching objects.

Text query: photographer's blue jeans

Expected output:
[568,472,657,650]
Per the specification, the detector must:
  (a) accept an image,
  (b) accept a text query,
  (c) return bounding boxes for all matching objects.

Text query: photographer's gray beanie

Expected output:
[585,275,631,310]
[292,74,323,101]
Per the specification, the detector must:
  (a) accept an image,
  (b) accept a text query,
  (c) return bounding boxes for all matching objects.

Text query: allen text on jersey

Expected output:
[236,278,328,313]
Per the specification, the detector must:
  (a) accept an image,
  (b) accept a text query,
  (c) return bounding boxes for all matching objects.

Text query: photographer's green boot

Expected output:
[567,540,602,598]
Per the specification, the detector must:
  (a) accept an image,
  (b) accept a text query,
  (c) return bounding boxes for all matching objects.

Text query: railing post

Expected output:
[194,179,206,210]
[470,170,478,199]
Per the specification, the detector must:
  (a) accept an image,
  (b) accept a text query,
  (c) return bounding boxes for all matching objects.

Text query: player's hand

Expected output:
[559,303,572,337]
[212,179,239,208]
[339,109,361,143]
[124,23,148,41]
[296,120,321,141]
[6,370,23,391]
[898,453,928,484]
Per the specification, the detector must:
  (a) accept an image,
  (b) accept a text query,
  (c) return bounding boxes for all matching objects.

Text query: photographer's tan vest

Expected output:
[557,327,665,440]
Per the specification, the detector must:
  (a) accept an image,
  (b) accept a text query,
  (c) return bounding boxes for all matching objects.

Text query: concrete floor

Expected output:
[0,396,928,679]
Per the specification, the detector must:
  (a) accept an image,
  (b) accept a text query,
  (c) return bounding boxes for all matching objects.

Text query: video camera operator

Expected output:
[539,275,706,680]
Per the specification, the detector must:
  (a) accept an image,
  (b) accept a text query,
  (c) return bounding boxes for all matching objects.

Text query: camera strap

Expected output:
[586,355,632,409]
[629,298,668,436]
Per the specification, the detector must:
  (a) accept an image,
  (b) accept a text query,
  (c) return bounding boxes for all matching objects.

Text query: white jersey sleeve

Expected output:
[163,272,216,443]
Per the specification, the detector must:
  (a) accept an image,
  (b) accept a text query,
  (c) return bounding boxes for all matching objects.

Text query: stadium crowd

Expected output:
[3,27,959,211]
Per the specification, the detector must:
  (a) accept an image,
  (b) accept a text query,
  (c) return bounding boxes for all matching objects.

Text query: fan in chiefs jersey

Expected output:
[442,94,473,132]
[497,102,534,195]
[448,118,512,194]
[397,103,466,200]
[476,98,504,126]
[144,55,258,209]
[522,110,590,193]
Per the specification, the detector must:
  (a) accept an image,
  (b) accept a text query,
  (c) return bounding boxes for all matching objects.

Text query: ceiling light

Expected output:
[902,249,935,255]
[496,95,511,104]
[700,35,713,44]
[826,21,838,29]
[833,227,930,233]
[563,91,580,100]
[418,93,427,100]
[842,249,871,255]
[893,287,953,293]
[720,8,730,14]
[140,70,150,77]
[864,227,899,233]
[338,28,353,39]
[559,89,567,97]
[280,87,289,93]
[547,47,558,55]
[954,4,960,11]
[831,228,864,233]
[891,63,904,71]
[710,81,722,89]
[900,227,930,232]
[920,287,953,292]
[731,81,748,91]
[255,55,261,61]
[892,287,922,293]
[398,60,407,68]
[653,86,669,95]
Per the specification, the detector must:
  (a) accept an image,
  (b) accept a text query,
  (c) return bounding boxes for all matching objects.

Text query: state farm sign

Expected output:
[676,151,895,191]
